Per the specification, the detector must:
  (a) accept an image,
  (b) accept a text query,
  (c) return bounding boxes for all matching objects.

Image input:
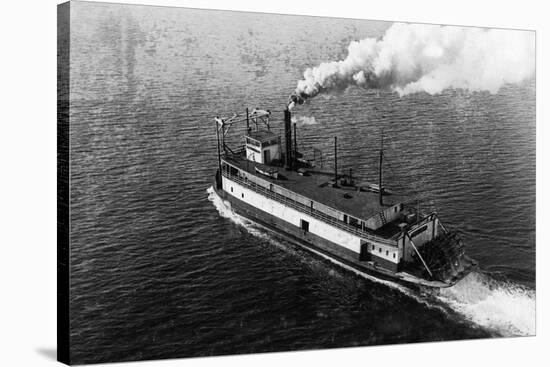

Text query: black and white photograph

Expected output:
[3,0,547,366]
[55,1,537,364]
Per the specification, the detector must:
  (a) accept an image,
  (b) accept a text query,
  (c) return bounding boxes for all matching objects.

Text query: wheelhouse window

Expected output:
[245,137,261,147]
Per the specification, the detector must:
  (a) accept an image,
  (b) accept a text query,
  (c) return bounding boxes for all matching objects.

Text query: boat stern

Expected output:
[417,231,477,286]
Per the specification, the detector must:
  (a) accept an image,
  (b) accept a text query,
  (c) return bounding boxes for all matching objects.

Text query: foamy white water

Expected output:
[436,272,535,337]
[207,186,299,253]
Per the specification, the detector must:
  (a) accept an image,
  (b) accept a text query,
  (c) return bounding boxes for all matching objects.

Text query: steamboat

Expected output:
[212,96,476,287]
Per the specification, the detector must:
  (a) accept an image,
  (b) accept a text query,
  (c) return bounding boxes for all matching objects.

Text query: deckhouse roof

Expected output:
[245,130,278,143]
[223,154,407,222]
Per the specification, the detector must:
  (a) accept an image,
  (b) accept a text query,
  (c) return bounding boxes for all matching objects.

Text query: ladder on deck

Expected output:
[379,211,387,226]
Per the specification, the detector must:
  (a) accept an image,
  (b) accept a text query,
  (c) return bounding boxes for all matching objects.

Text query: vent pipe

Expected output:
[246,107,249,133]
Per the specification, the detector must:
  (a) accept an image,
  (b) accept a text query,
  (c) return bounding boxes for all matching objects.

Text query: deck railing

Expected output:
[222,171,396,246]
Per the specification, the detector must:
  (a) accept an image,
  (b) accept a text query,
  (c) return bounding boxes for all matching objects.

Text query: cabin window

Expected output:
[343,214,348,223]
[393,253,396,258]
[372,245,375,250]
[394,206,398,212]
[386,250,389,256]
[241,193,244,198]
[231,187,233,193]
[300,219,309,232]
[379,248,382,253]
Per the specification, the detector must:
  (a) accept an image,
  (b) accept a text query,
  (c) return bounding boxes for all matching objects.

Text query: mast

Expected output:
[334,136,338,187]
[379,130,383,205]
[215,119,222,176]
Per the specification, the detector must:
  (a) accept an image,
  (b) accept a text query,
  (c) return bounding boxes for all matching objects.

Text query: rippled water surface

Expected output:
[68,2,535,364]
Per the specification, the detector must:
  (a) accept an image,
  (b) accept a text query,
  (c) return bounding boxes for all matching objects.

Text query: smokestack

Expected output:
[284,108,292,170]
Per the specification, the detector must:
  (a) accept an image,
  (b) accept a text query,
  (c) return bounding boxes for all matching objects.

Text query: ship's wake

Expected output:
[207,186,282,244]
[207,186,535,338]
[434,272,535,337]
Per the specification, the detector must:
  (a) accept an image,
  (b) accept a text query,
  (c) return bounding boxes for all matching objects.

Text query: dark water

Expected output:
[68,2,536,364]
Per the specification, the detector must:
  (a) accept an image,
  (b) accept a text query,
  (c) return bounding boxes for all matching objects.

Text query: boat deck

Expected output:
[223,152,408,239]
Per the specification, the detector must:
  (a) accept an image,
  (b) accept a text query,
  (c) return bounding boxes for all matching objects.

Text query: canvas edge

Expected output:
[57,1,71,365]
